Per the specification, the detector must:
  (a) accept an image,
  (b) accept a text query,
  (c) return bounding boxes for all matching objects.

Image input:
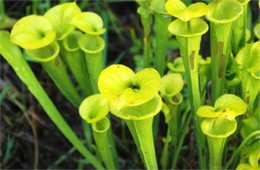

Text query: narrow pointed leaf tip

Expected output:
[165,0,208,22]
[79,94,109,124]
[98,64,161,110]
[160,73,184,97]
[72,12,106,35]
[206,0,243,23]
[197,94,247,120]
[10,15,56,50]
[44,2,81,40]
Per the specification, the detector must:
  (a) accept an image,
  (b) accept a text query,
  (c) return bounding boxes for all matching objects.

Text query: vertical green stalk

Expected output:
[92,117,118,169]
[151,0,171,75]
[207,0,243,103]
[161,102,179,167]
[26,42,82,107]
[0,0,4,18]
[125,118,158,169]
[154,13,171,75]
[61,31,93,96]
[79,94,118,169]
[208,137,226,169]
[176,34,207,168]
[167,17,209,168]
[232,0,250,54]
[136,0,153,68]
[0,31,104,169]
[78,34,105,93]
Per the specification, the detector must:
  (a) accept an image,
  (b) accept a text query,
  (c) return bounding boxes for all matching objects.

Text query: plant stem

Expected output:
[125,117,158,169]
[207,137,226,170]
[92,117,118,169]
[61,35,93,96]
[154,13,171,75]
[141,14,152,68]
[41,56,82,107]
[0,0,5,18]
[171,112,192,169]
[224,130,260,169]
[176,34,207,168]
[79,35,105,93]
[160,119,173,169]
[84,52,103,93]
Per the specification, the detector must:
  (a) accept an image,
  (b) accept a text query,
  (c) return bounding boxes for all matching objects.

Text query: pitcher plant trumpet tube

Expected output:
[44,2,81,40]
[10,15,82,107]
[79,94,118,169]
[197,94,247,169]
[206,0,243,103]
[160,73,184,169]
[73,12,106,93]
[62,31,93,96]
[231,0,251,54]
[235,41,260,113]
[151,0,171,75]
[98,64,162,169]
[136,0,153,68]
[165,0,209,167]
[0,31,104,169]
[78,34,105,93]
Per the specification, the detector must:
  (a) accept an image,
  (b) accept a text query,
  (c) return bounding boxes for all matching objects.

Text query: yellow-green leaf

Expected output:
[165,0,186,20]
[25,41,59,62]
[160,73,184,97]
[207,0,243,23]
[78,34,105,54]
[254,23,260,39]
[110,94,162,120]
[214,94,247,117]
[165,0,208,22]
[79,94,109,124]
[72,12,106,35]
[98,64,135,105]
[98,65,161,110]
[44,2,81,40]
[201,117,237,138]
[10,15,56,49]
[168,18,208,37]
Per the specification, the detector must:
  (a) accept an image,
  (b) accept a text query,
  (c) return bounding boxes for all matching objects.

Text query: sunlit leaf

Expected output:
[168,18,208,37]
[98,65,161,109]
[72,12,106,35]
[160,73,184,97]
[79,94,109,124]
[201,117,237,138]
[44,2,81,40]
[207,0,243,23]
[110,94,162,120]
[10,15,56,49]
[214,94,247,117]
